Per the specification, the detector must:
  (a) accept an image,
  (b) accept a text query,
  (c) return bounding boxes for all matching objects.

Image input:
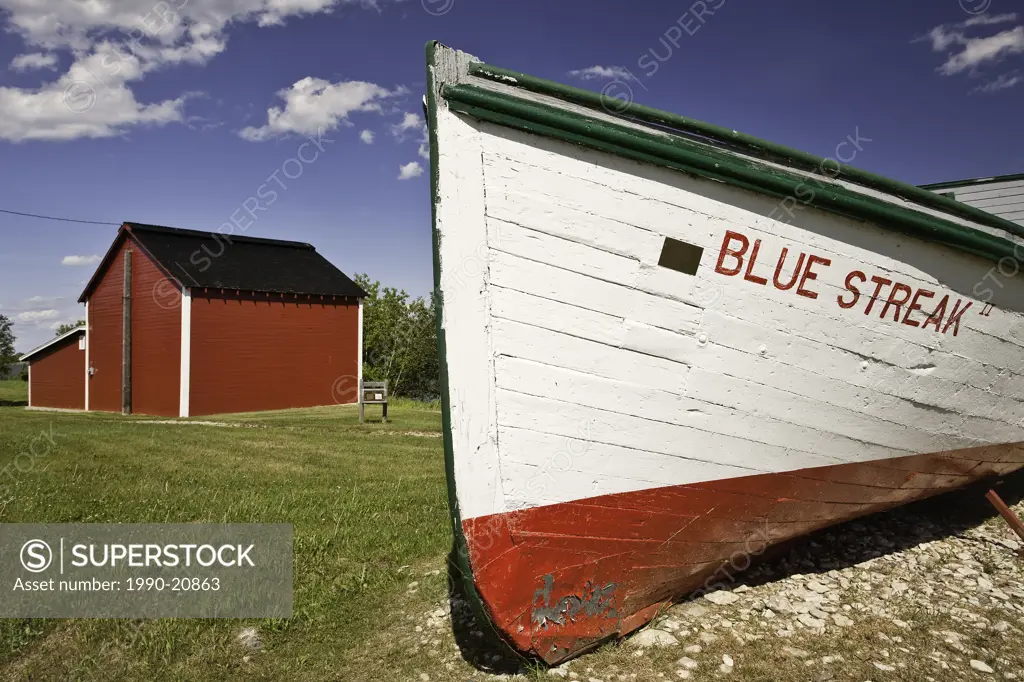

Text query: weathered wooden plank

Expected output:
[495,388,843,475]
[484,144,1024,349]
[491,318,691,395]
[494,355,904,463]
[489,150,1024,340]
[489,249,703,335]
[685,368,984,453]
[701,310,1024,431]
[434,105,501,522]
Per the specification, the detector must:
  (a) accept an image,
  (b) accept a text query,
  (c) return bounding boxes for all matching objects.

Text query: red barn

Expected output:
[20,327,86,410]
[75,222,366,417]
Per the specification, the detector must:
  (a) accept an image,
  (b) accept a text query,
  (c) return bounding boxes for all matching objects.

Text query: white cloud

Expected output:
[61,254,101,266]
[391,111,429,160]
[397,161,423,180]
[975,71,1024,92]
[359,129,375,144]
[567,65,637,82]
[10,52,58,71]
[239,77,407,141]
[939,26,1024,75]
[48,319,82,331]
[24,296,65,306]
[0,0,397,142]
[964,12,1019,27]
[391,111,423,138]
[16,309,59,323]
[918,14,1024,91]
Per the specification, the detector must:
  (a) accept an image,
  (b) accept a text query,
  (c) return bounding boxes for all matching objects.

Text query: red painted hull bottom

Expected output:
[461,442,1024,664]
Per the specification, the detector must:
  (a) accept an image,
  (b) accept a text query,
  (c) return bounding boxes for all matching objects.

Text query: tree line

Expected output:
[354,274,439,401]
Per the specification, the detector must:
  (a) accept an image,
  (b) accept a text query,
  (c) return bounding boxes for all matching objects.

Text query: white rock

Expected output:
[717,664,732,674]
[722,654,734,667]
[765,596,795,613]
[806,580,829,594]
[630,629,678,648]
[704,591,740,606]
[683,644,702,654]
[797,614,825,629]
[678,603,709,618]
[970,660,994,673]
[782,646,809,658]
[761,609,776,619]
[675,671,691,680]
[832,614,854,627]
[873,662,895,671]
[677,656,699,670]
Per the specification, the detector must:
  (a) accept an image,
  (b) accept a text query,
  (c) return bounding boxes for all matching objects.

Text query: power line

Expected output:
[0,208,120,226]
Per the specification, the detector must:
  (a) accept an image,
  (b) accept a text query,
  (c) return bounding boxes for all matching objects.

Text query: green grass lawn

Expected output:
[0,379,27,404]
[0,401,455,680]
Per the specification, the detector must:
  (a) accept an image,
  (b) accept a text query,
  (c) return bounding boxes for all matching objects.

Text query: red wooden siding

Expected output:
[86,237,181,415]
[87,241,126,413]
[29,336,85,410]
[130,243,181,417]
[189,292,359,416]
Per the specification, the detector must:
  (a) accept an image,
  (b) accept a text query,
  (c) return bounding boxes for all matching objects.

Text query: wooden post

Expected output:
[122,250,132,415]
[985,489,1024,554]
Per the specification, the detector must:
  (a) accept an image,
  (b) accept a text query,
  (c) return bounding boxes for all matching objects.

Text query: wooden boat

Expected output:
[424,42,1024,664]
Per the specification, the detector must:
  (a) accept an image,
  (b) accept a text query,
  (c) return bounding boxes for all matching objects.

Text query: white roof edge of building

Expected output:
[19,326,85,362]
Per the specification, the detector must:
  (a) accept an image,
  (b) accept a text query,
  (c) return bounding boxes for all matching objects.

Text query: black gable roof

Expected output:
[79,223,367,302]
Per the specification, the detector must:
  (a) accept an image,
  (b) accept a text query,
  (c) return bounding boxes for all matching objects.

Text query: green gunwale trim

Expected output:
[424,41,497,646]
[441,83,1020,263]
[467,62,1024,243]
[920,172,1024,191]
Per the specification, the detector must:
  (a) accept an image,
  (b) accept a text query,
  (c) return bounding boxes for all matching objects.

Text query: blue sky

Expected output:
[1,0,1023,353]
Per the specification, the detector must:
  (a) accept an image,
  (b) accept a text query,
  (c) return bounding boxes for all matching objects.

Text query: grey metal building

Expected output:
[921,172,1024,226]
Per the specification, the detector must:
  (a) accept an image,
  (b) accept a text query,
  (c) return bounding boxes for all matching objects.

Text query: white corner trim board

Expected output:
[84,301,89,411]
[179,288,191,418]
[27,363,31,408]
[357,298,364,402]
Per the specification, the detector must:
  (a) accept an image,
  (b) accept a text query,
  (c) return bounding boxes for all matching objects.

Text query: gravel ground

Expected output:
[376,479,1024,681]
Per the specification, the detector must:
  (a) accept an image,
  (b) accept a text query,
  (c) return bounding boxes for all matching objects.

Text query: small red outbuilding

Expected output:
[20,327,86,410]
[70,222,366,417]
